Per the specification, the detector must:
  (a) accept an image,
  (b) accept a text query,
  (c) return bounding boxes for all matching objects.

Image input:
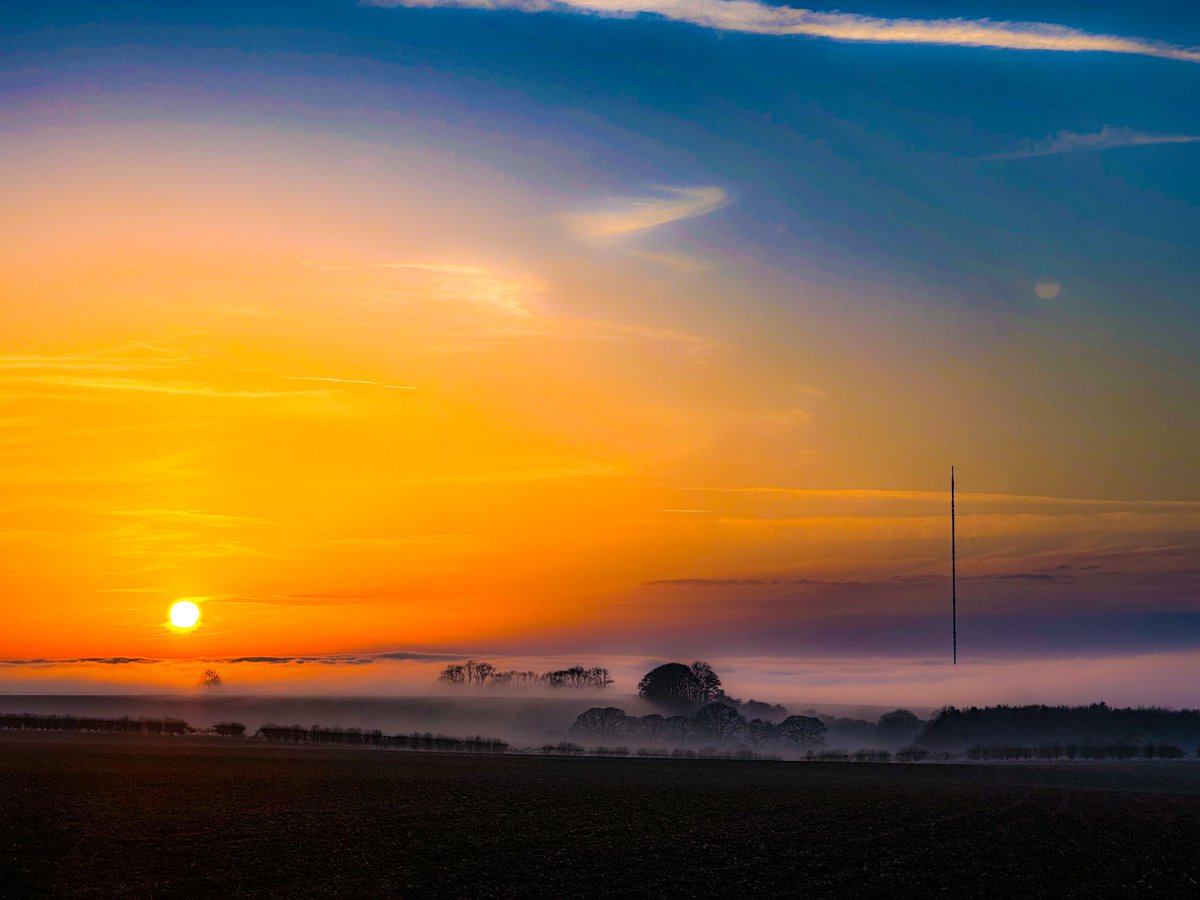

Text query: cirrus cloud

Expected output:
[365,0,1200,64]
[563,185,728,241]
[985,126,1200,160]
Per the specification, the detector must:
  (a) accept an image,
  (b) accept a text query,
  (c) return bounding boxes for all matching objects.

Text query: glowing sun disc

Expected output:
[169,600,200,629]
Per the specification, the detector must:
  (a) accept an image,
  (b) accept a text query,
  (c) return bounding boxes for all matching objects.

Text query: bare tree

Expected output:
[199,668,223,689]
[689,661,722,704]
[695,702,745,742]
[439,664,466,685]
[463,660,495,686]
[586,667,614,689]
[779,715,827,746]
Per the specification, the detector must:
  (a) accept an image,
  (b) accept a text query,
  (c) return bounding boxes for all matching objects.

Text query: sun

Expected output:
[169,600,201,630]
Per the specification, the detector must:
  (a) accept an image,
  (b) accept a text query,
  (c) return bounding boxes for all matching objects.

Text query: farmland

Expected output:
[2,733,1199,897]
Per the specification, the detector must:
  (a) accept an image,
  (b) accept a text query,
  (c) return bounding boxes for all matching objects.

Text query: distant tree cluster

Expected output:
[634,662,922,749]
[438,660,613,690]
[0,714,188,735]
[637,661,726,709]
[564,744,782,762]
[570,703,828,750]
[918,703,1200,751]
[963,743,1187,761]
[256,723,508,753]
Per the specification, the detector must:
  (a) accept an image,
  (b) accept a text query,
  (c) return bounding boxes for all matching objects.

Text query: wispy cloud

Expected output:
[0,353,188,372]
[986,126,1200,160]
[366,1,1200,64]
[309,258,717,354]
[374,262,542,317]
[627,249,715,273]
[556,317,721,355]
[283,376,420,390]
[106,509,255,525]
[689,487,1200,509]
[0,650,464,667]
[564,186,727,240]
[5,376,323,400]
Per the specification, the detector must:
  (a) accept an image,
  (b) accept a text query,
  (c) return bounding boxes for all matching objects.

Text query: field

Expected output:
[3,734,1199,897]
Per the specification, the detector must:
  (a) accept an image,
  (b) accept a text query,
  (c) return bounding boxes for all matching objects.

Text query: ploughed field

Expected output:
[3,734,1199,897]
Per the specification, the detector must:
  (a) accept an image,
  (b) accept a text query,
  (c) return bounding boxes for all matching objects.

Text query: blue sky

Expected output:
[8,1,1198,318]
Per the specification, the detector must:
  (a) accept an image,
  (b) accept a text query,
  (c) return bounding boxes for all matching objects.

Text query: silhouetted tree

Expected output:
[878,709,923,746]
[633,713,666,740]
[779,714,827,746]
[586,667,614,689]
[638,663,701,709]
[570,707,629,738]
[441,661,611,690]
[689,661,723,704]
[463,660,495,685]
[199,668,223,689]
[214,721,246,737]
[745,718,781,746]
[695,702,745,742]
[663,715,692,744]
[741,699,789,722]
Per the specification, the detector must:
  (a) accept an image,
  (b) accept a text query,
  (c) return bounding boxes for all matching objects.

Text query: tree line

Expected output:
[438,660,614,690]
[256,723,508,753]
[918,703,1200,751]
[963,743,1188,761]
[0,713,189,735]
[570,704,828,749]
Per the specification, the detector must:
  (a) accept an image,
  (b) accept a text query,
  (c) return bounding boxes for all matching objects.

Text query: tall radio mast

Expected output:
[951,465,957,666]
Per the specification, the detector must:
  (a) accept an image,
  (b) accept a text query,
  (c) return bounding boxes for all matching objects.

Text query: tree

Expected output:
[695,702,745,743]
[878,709,923,746]
[439,664,466,685]
[569,707,629,738]
[633,714,665,741]
[779,715,827,746]
[689,661,723,704]
[663,715,693,744]
[586,667,614,689]
[742,699,789,722]
[744,718,781,747]
[637,663,701,709]
[463,660,495,686]
[199,668,222,689]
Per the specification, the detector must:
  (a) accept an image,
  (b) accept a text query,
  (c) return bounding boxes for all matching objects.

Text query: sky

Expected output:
[1,0,1198,706]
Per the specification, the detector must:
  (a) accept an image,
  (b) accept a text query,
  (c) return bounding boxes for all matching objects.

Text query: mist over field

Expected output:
[0,693,930,747]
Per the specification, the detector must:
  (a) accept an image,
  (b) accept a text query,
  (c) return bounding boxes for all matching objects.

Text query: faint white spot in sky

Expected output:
[1034,280,1062,300]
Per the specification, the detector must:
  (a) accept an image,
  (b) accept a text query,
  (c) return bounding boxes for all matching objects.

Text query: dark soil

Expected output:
[2,733,1199,897]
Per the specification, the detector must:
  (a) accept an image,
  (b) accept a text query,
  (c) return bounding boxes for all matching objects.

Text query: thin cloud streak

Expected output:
[4,376,324,400]
[366,0,1200,64]
[0,354,189,372]
[565,186,727,240]
[283,376,421,390]
[690,486,1200,509]
[0,650,467,667]
[986,126,1200,160]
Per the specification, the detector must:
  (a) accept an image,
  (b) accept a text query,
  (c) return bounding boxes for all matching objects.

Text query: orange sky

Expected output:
[2,112,1197,697]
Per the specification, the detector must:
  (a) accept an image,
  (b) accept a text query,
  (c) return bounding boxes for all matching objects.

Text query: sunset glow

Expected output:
[1,1,1197,705]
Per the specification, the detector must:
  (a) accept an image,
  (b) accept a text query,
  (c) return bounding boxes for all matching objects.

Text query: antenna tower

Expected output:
[951,465,957,666]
